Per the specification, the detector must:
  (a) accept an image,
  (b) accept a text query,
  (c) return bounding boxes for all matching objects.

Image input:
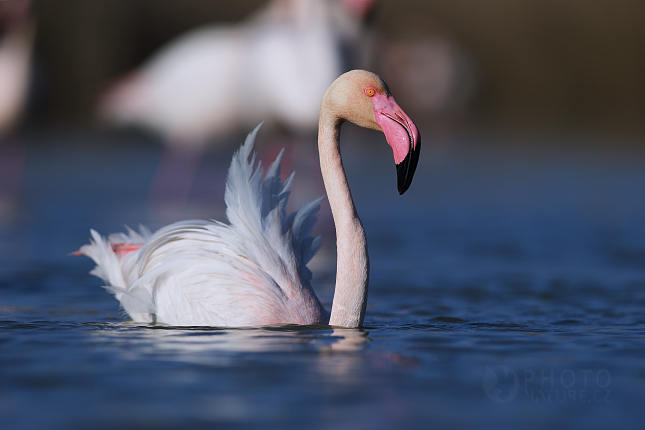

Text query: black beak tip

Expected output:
[395,137,421,195]
[397,176,409,195]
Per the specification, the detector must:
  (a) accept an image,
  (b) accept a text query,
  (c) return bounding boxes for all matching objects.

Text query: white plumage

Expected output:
[78,70,421,328]
[99,0,370,203]
[80,125,327,326]
[100,0,365,143]
[0,3,33,133]
[0,0,33,223]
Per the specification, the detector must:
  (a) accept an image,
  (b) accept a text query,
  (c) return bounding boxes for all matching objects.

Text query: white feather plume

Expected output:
[78,124,327,326]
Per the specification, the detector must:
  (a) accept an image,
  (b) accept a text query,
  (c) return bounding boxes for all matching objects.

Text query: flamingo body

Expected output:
[99,0,369,203]
[100,0,364,143]
[79,70,421,328]
[80,127,327,326]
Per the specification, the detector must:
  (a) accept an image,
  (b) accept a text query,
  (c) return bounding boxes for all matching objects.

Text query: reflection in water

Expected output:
[315,328,370,380]
[326,327,370,351]
[94,323,370,366]
[91,323,420,387]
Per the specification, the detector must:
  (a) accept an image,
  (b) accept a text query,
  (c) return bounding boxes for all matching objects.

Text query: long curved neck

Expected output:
[318,114,369,328]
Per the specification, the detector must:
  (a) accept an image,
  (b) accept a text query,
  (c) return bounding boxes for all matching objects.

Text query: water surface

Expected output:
[1,131,644,429]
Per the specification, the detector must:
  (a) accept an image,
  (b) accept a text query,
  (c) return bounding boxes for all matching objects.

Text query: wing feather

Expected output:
[78,124,327,326]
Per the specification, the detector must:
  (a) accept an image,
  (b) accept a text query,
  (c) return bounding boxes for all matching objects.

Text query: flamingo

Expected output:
[99,0,373,203]
[76,70,420,328]
[0,0,34,222]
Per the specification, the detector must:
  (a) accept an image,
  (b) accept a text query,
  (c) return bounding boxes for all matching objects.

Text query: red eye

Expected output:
[364,87,376,97]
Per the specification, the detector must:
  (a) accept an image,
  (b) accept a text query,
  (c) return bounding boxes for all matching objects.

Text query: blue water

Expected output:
[1,129,644,429]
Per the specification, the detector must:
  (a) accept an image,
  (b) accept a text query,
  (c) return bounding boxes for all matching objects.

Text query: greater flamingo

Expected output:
[0,0,33,222]
[98,0,372,203]
[76,70,420,328]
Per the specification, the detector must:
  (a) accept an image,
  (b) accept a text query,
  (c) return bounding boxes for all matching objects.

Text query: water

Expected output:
[1,129,644,429]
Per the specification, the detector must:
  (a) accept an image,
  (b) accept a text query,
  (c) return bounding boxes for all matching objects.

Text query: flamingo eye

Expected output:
[364,87,376,97]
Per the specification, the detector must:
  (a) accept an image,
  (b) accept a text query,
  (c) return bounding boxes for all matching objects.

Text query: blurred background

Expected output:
[22,0,645,135]
[0,0,643,246]
[1,0,643,262]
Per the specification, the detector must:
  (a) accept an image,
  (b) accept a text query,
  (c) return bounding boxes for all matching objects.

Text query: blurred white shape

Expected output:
[0,0,33,224]
[100,0,369,143]
[0,0,33,133]
[98,0,371,204]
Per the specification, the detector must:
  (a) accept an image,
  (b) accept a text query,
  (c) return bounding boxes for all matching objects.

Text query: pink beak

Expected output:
[372,93,421,194]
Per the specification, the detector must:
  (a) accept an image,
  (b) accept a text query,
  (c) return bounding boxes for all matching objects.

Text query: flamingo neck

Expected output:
[318,115,369,328]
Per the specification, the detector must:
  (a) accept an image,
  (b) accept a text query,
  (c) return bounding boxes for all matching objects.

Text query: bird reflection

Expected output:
[96,324,370,365]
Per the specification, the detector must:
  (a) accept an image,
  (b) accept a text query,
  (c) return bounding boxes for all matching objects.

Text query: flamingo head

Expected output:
[323,70,421,194]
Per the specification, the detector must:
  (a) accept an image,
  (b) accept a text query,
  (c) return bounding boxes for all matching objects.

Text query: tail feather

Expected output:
[290,196,324,281]
[224,124,324,285]
[262,147,289,221]
[78,228,157,317]
[107,224,151,245]
[81,229,126,289]
[79,123,325,321]
[224,123,264,237]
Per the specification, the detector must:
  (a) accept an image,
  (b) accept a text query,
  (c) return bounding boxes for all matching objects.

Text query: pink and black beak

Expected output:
[373,93,421,194]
